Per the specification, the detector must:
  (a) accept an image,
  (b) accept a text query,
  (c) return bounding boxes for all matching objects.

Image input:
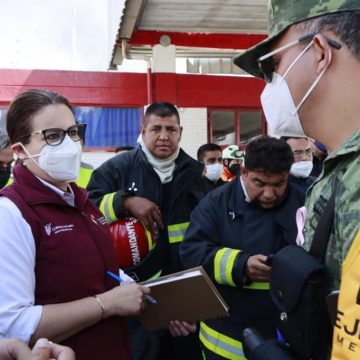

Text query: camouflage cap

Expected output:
[0,129,10,150]
[233,0,360,79]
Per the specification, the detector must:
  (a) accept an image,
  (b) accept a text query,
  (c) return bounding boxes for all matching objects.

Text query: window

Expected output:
[238,111,263,144]
[0,106,142,148]
[0,108,7,133]
[75,107,141,147]
[209,109,264,147]
[210,110,236,145]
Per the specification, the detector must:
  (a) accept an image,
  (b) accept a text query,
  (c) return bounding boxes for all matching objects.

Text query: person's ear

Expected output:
[202,164,206,175]
[179,126,183,138]
[11,142,26,159]
[312,34,333,75]
[140,124,146,137]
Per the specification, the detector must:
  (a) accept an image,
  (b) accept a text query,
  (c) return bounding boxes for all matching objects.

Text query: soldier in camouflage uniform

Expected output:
[233,0,360,292]
[234,2,360,358]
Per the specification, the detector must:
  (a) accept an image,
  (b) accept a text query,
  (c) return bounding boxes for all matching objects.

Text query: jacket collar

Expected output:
[227,176,247,218]
[227,175,297,231]
[138,147,204,176]
[327,127,360,160]
[11,165,88,210]
[322,127,360,176]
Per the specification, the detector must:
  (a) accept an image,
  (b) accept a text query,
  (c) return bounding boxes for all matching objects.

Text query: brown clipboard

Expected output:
[138,266,229,331]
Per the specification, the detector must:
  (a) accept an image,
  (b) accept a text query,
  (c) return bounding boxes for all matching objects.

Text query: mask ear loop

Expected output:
[293,47,332,114]
[282,40,314,80]
[11,142,41,166]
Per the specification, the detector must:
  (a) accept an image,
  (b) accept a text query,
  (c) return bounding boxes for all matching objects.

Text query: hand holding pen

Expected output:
[94,274,152,318]
[107,271,158,305]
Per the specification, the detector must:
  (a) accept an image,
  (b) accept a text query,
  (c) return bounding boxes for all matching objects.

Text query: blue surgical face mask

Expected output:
[205,163,223,182]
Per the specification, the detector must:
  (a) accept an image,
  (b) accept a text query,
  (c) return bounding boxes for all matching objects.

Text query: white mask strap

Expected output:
[24,152,41,159]
[283,40,314,80]
[12,142,41,159]
[293,48,332,114]
[21,144,41,159]
[13,142,41,168]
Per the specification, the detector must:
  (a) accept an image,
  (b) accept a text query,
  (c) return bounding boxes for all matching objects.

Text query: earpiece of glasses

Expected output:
[19,124,87,146]
[257,33,342,83]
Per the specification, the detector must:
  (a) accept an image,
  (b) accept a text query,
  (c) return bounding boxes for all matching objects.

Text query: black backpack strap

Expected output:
[309,188,336,261]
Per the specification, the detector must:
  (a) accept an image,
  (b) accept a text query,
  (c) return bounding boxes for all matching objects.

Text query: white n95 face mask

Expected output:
[261,41,332,137]
[261,72,306,137]
[205,163,223,182]
[22,135,82,182]
[290,160,313,178]
[38,135,82,182]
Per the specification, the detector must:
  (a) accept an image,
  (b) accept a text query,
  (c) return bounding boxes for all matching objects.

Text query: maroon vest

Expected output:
[0,165,131,360]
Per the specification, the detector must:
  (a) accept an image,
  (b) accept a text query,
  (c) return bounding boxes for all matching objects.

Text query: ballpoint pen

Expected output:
[106,270,158,304]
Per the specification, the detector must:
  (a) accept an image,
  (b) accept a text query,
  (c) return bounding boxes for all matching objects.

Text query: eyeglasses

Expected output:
[257,33,342,83]
[19,124,86,146]
[293,149,313,158]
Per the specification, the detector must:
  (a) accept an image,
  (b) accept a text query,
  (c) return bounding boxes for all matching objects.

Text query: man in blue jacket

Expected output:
[87,102,204,360]
[180,136,303,360]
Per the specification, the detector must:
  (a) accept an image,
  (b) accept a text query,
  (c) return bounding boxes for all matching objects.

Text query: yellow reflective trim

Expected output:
[148,269,162,281]
[168,222,189,232]
[214,248,240,287]
[6,177,13,186]
[99,193,117,223]
[200,322,245,360]
[168,222,189,244]
[243,281,270,290]
[145,229,155,250]
[75,166,93,188]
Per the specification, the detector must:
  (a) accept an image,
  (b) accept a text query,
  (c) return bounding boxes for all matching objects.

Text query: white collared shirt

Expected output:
[240,175,252,203]
[0,179,75,342]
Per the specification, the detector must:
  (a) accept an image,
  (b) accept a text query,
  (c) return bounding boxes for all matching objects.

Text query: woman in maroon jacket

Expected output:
[0,89,150,359]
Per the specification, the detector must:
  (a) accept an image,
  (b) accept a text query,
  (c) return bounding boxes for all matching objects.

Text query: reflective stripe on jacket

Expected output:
[200,322,245,360]
[88,148,205,278]
[181,177,304,358]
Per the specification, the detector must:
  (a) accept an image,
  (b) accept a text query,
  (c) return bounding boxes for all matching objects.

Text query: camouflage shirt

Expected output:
[304,128,360,290]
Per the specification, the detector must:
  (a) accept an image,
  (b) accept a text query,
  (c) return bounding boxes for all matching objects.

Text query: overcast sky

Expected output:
[0,0,126,71]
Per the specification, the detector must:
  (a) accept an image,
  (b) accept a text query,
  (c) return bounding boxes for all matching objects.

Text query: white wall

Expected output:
[178,108,208,159]
[0,0,125,71]
[82,151,116,169]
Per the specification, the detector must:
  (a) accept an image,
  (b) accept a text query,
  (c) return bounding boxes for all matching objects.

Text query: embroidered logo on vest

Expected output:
[45,223,52,236]
[44,223,75,235]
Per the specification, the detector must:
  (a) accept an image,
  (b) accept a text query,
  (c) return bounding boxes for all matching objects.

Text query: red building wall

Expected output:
[0,69,264,109]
